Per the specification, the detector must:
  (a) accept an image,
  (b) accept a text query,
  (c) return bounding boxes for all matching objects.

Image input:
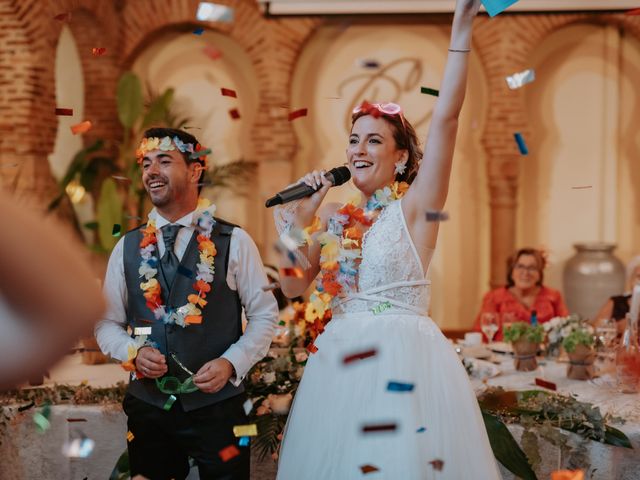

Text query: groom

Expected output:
[95,127,278,479]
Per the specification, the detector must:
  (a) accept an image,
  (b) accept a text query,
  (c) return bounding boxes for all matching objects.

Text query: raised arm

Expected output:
[403,0,480,243]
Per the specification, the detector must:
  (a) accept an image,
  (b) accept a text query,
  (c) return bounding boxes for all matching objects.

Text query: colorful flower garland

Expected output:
[303,182,409,344]
[136,136,209,169]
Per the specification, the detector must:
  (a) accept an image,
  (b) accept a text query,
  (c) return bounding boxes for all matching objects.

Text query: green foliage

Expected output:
[117,72,144,129]
[482,412,537,480]
[504,322,544,344]
[96,178,124,251]
[562,329,595,353]
[109,450,129,480]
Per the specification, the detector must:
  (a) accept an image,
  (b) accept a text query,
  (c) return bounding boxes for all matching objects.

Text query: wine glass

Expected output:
[480,313,499,344]
[597,318,618,351]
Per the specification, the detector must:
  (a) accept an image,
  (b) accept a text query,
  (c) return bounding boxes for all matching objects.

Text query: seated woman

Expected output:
[474,247,568,341]
[592,255,640,335]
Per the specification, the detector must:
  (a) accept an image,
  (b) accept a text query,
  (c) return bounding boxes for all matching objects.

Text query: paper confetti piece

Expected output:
[18,402,35,412]
[429,459,445,471]
[175,265,194,279]
[163,395,177,411]
[514,132,528,155]
[127,431,135,442]
[416,426,426,433]
[62,437,95,458]
[111,175,131,182]
[360,464,380,474]
[261,282,280,292]
[193,27,205,35]
[307,343,318,354]
[280,267,303,279]
[343,348,377,365]
[229,108,241,120]
[66,418,87,422]
[190,148,211,160]
[358,59,380,69]
[238,436,250,447]
[70,120,92,135]
[243,399,253,416]
[33,403,52,433]
[112,224,122,237]
[420,87,439,97]
[552,470,584,480]
[505,68,535,89]
[134,327,152,336]
[91,47,106,57]
[625,7,640,15]
[54,12,72,22]
[362,423,397,434]
[233,424,258,437]
[55,108,73,116]
[425,210,449,222]
[278,320,286,326]
[571,185,592,190]
[372,301,392,314]
[288,108,308,121]
[197,2,235,22]
[387,381,415,392]
[481,0,519,17]
[218,444,241,462]
[535,378,557,391]
[203,45,223,60]
[221,87,237,98]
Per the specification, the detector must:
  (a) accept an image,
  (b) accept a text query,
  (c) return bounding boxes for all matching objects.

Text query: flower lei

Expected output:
[303,182,409,344]
[139,198,217,328]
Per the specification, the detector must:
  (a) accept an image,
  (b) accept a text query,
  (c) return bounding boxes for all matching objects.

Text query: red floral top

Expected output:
[473,286,569,341]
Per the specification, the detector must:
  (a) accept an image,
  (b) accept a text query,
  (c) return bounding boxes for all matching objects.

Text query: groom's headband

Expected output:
[136,136,209,169]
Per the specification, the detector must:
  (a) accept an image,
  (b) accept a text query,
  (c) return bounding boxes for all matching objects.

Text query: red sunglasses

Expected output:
[352,101,407,134]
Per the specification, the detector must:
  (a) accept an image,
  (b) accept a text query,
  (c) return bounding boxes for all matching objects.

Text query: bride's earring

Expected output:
[394,161,407,175]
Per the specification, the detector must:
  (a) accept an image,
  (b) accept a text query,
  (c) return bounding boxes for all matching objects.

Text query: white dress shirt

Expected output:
[95,208,278,386]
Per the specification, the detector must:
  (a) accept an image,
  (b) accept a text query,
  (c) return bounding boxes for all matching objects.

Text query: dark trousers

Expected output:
[123,393,250,480]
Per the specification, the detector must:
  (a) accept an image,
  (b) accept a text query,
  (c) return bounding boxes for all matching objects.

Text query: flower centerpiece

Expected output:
[563,327,596,380]
[543,314,583,358]
[504,322,544,371]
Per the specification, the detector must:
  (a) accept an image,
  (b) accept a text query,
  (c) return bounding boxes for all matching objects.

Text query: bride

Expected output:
[273,0,501,478]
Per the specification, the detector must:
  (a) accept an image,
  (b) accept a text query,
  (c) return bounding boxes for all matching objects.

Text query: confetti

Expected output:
[91,47,107,57]
[54,12,72,22]
[534,378,557,391]
[387,381,415,392]
[505,68,535,89]
[233,424,258,437]
[343,348,377,365]
[261,282,280,292]
[238,436,250,447]
[481,0,520,17]
[372,301,392,314]
[193,27,205,35]
[361,423,397,434]
[70,120,92,135]
[112,224,122,237]
[307,343,318,354]
[163,395,177,411]
[111,175,131,182]
[571,185,592,190]
[18,401,35,412]
[425,210,449,222]
[218,444,241,462]
[513,132,528,155]
[66,418,87,422]
[33,403,51,433]
[221,87,237,98]
[229,108,241,120]
[416,426,426,433]
[552,470,584,480]
[190,148,211,160]
[360,464,380,474]
[177,265,195,278]
[280,267,303,279]
[358,59,380,69]
[429,459,445,471]
[420,87,439,97]
[278,320,286,326]
[288,108,308,121]
[62,436,95,458]
[203,45,223,60]
[242,399,253,416]
[127,431,134,442]
[55,108,73,116]
[625,7,640,15]
[196,2,235,22]
[134,327,152,336]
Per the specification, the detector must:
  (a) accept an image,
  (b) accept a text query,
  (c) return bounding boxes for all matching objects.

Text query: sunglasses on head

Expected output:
[352,101,407,134]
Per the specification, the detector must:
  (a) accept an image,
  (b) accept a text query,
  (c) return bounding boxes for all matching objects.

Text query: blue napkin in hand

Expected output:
[481,0,519,17]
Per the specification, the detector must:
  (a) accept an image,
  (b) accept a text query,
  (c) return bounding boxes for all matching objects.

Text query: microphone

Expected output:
[265,166,351,208]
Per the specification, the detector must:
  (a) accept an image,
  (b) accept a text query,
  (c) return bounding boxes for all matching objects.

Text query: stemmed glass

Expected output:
[596,318,618,351]
[480,313,499,344]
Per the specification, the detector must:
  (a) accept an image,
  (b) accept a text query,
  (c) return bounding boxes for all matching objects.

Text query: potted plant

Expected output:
[543,314,582,358]
[563,327,596,380]
[504,322,544,371]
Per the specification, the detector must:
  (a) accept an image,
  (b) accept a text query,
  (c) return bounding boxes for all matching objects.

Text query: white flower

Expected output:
[262,372,276,384]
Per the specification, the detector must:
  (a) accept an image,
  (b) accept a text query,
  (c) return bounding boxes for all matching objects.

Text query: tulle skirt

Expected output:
[276,311,502,479]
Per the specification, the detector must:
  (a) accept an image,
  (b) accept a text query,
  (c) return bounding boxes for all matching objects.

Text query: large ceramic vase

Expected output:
[563,243,625,321]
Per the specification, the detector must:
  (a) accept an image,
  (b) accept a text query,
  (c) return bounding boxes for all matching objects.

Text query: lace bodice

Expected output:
[333,199,432,316]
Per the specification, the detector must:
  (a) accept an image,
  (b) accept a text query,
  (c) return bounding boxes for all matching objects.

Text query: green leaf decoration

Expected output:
[96,178,124,251]
[83,221,99,230]
[604,426,633,449]
[253,414,287,462]
[117,72,144,129]
[108,449,129,480]
[482,412,538,480]
[142,88,174,128]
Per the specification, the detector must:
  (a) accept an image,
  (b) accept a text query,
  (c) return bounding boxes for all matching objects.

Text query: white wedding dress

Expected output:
[276,199,502,479]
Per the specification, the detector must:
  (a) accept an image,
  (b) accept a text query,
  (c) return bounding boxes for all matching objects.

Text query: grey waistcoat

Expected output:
[123,219,243,411]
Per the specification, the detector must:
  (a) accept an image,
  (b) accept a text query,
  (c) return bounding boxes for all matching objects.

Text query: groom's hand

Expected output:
[193,358,235,393]
[135,346,167,378]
